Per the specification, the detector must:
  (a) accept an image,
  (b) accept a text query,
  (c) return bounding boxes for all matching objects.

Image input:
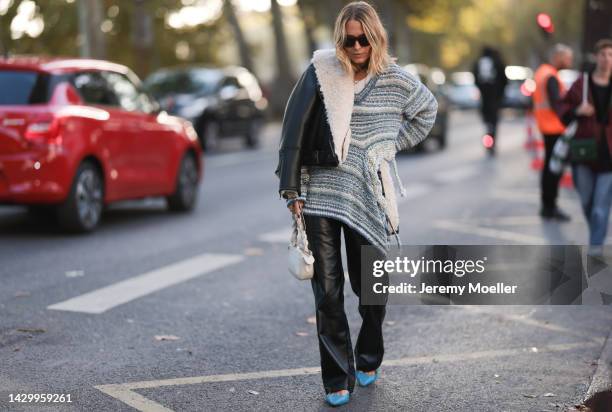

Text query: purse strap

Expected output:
[292,213,312,255]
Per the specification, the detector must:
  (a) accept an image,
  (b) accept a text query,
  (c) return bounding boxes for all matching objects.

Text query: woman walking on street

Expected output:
[275,1,437,406]
[560,39,612,257]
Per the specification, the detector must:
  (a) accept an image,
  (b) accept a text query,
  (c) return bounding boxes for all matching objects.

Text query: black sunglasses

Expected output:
[343,34,370,48]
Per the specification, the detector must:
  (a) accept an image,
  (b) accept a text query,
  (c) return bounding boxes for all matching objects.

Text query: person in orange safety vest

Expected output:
[534,44,573,221]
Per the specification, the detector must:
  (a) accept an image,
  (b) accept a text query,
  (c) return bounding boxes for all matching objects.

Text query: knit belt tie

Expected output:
[369,154,404,251]
[391,157,407,197]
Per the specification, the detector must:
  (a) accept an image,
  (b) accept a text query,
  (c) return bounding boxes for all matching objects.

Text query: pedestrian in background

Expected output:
[275,1,437,406]
[534,44,574,221]
[473,46,508,155]
[560,39,612,256]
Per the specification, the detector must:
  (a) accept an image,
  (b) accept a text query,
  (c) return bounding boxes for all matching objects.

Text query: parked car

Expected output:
[447,71,481,110]
[502,65,533,110]
[0,56,202,232]
[402,63,449,150]
[143,66,267,150]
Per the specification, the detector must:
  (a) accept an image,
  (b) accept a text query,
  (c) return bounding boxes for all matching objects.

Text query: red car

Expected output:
[0,56,203,232]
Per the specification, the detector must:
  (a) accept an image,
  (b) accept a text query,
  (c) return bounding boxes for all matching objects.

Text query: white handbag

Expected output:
[288,213,315,280]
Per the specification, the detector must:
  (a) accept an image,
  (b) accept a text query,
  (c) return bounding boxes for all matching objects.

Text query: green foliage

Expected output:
[406,0,584,70]
[1,0,232,77]
[0,0,586,77]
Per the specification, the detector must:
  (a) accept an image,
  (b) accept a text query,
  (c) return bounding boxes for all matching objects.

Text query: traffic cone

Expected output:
[524,110,539,150]
[530,138,545,170]
[560,170,573,188]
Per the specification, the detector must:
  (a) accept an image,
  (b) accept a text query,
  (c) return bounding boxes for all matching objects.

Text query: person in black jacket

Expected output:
[473,46,508,155]
[274,1,437,407]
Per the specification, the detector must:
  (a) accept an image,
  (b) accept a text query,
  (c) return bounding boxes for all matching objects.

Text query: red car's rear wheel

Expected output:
[166,153,199,212]
[56,161,104,232]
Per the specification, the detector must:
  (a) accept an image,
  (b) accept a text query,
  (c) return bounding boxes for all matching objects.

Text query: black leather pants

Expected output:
[303,214,388,394]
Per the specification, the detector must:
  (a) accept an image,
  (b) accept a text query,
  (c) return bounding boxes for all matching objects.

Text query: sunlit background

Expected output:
[0,0,608,115]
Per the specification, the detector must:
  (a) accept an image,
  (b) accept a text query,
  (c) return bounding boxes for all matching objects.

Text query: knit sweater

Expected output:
[299,52,438,257]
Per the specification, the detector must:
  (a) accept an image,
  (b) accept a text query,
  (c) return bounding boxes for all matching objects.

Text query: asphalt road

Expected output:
[1,110,611,412]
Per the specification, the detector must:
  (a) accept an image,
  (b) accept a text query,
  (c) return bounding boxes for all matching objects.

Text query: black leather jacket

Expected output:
[274,63,338,196]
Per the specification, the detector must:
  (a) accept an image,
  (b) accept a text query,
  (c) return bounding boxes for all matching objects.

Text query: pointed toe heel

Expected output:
[356,369,380,387]
[325,391,350,406]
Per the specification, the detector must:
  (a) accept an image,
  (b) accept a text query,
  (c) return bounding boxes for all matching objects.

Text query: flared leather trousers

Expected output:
[303,214,388,394]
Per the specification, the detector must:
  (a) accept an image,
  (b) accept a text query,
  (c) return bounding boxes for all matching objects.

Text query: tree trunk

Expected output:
[324,0,342,33]
[78,0,105,58]
[378,0,397,57]
[270,0,295,115]
[297,0,317,56]
[394,1,411,64]
[582,0,612,67]
[132,0,154,76]
[0,12,5,57]
[223,0,254,73]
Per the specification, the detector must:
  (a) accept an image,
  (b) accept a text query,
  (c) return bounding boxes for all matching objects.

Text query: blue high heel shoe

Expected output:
[325,390,350,406]
[356,369,380,387]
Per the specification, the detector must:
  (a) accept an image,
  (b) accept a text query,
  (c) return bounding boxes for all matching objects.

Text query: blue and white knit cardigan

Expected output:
[294,49,438,256]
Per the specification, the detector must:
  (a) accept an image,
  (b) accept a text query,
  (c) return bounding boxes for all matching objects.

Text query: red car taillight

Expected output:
[24,117,62,146]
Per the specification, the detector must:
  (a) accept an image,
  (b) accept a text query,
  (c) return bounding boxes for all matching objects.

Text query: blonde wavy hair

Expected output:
[333,1,397,77]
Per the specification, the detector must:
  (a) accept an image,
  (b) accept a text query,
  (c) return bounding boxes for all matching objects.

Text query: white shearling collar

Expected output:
[311,48,354,164]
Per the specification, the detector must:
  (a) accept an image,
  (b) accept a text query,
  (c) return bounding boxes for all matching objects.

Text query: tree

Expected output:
[296,0,317,56]
[78,0,105,58]
[223,0,254,73]
[270,0,295,115]
[131,0,154,76]
[582,0,612,63]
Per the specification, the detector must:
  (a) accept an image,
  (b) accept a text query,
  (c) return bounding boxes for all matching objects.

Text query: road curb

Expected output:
[583,327,612,402]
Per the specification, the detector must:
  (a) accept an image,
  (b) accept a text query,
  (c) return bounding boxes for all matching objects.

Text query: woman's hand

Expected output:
[576,102,595,117]
[288,199,305,217]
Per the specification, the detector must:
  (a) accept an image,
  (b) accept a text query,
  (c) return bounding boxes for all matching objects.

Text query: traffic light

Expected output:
[536,13,554,35]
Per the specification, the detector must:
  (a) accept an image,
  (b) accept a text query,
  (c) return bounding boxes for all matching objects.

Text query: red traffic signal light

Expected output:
[537,13,554,33]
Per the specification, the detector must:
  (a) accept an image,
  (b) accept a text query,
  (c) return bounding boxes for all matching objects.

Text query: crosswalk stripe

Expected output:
[47,253,244,314]
[259,228,291,243]
[398,183,432,203]
[433,220,548,244]
[433,165,478,183]
[94,341,599,412]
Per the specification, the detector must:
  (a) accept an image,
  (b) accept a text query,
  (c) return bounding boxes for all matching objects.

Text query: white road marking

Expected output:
[491,190,583,212]
[490,190,540,204]
[47,253,244,314]
[456,215,589,227]
[433,220,548,244]
[96,386,172,412]
[95,341,599,412]
[206,151,276,168]
[471,215,553,226]
[459,306,605,341]
[397,183,432,203]
[258,227,291,243]
[433,165,478,183]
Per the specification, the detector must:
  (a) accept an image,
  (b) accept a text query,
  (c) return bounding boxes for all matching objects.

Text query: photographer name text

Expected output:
[373,282,518,295]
